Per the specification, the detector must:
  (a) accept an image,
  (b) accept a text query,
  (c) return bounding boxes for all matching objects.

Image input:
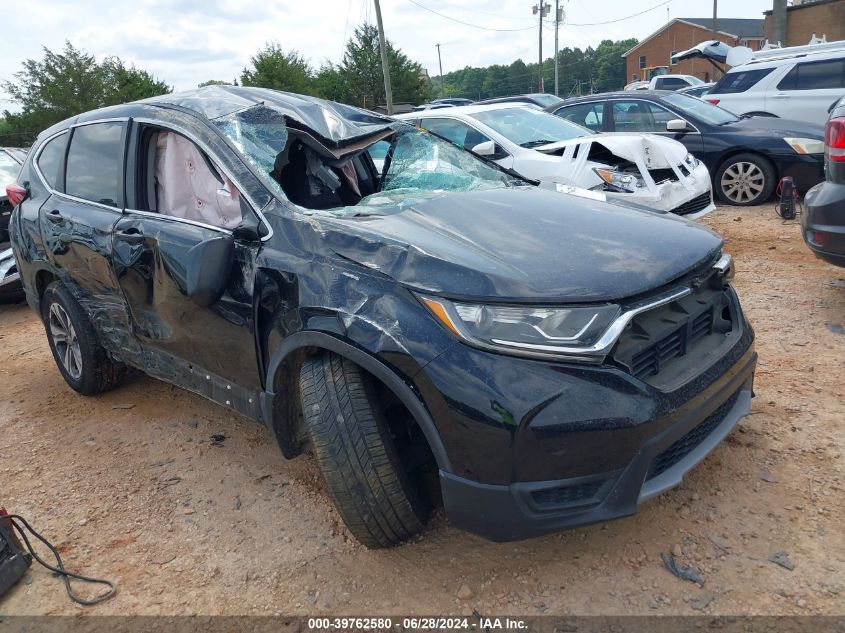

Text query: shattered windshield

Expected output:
[470,107,593,148]
[215,104,519,216]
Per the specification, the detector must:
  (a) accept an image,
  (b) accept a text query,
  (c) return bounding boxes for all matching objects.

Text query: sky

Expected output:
[1,0,773,107]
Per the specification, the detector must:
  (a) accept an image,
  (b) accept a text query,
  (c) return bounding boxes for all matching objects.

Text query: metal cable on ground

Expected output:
[2,513,116,605]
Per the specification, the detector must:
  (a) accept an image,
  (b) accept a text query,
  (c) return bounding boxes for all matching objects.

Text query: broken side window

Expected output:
[214,105,289,199]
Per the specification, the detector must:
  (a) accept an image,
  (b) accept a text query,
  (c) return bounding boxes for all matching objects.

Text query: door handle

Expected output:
[115,228,146,244]
[772,93,789,99]
[44,209,63,223]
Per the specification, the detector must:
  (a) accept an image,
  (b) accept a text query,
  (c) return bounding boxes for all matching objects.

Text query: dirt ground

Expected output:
[1,203,843,617]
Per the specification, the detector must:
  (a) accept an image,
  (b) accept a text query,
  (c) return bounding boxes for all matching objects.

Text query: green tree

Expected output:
[591,38,638,92]
[313,63,348,102]
[240,43,314,93]
[101,57,171,105]
[339,24,430,108]
[2,41,170,143]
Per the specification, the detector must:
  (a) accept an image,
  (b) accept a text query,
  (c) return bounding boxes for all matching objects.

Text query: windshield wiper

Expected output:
[520,139,558,148]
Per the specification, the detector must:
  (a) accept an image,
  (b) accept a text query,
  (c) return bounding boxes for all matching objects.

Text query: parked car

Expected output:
[0,246,22,302]
[475,93,565,108]
[549,91,825,205]
[802,97,845,266]
[648,75,704,91]
[706,41,845,125]
[9,86,756,547]
[679,82,716,99]
[1,147,26,301]
[624,80,650,91]
[412,97,473,111]
[1,147,27,243]
[397,104,715,218]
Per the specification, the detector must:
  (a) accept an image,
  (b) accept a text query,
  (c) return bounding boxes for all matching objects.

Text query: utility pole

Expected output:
[435,43,444,98]
[533,2,550,93]
[772,0,787,46]
[554,1,564,97]
[711,0,717,38]
[373,0,394,114]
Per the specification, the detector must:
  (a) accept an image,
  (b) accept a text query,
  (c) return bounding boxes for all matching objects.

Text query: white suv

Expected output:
[649,75,703,91]
[707,45,845,126]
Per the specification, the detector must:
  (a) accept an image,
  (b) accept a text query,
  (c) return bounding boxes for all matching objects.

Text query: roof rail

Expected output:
[749,38,845,62]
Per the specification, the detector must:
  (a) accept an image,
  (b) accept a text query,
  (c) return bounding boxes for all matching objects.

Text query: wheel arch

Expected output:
[714,149,780,180]
[261,330,452,472]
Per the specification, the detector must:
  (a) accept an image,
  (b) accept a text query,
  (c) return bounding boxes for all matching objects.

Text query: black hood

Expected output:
[312,188,723,303]
[729,115,825,140]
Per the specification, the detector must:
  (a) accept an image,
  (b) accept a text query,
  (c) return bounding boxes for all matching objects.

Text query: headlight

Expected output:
[784,137,824,155]
[593,168,644,193]
[684,153,700,169]
[420,296,621,359]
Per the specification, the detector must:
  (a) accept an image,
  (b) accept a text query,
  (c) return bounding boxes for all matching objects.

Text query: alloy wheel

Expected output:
[720,161,765,204]
[49,303,83,379]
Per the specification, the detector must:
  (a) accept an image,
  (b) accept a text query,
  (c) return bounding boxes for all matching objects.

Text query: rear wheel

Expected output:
[41,282,124,395]
[715,153,776,206]
[299,352,428,548]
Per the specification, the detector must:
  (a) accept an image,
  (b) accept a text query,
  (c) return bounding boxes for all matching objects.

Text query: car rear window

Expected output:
[710,68,775,94]
[36,133,68,190]
[65,122,124,207]
[777,58,845,91]
[658,78,689,90]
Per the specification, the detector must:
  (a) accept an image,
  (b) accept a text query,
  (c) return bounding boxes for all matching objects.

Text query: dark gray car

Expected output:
[803,97,845,267]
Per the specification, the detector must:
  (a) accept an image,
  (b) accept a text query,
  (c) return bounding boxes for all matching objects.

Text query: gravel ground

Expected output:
[0,203,843,616]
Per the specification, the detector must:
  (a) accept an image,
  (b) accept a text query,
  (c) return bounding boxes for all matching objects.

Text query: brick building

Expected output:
[623,18,765,85]
[763,0,845,46]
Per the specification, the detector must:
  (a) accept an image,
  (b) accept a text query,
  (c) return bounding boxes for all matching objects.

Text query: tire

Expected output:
[41,281,124,395]
[714,153,776,206]
[299,352,427,548]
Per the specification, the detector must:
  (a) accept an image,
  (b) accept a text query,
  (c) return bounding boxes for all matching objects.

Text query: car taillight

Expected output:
[706,98,720,105]
[825,117,845,162]
[6,182,29,206]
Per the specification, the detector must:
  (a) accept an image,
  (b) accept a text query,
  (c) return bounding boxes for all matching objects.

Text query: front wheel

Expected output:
[299,352,428,548]
[714,153,776,206]
[41,282,124,395]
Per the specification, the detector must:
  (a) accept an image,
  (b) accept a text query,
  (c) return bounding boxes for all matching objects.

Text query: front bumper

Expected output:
[605,163,715,219]
[439,344,756,541]
[802,180,845,267]
[0,247,22,300]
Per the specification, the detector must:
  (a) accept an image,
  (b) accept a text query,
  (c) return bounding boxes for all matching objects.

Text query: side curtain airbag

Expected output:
[155,132,243,230]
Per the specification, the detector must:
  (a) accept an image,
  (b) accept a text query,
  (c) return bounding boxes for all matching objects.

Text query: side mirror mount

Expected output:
[666,119,690,132]
[231,197,269,242]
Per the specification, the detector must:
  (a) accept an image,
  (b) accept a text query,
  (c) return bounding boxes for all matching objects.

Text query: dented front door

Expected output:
[110,214,262,396]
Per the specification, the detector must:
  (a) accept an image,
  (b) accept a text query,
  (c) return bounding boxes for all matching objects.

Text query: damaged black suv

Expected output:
[8,86,756,547]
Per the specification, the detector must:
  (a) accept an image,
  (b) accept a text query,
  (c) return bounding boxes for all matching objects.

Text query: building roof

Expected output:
[681,17,765,38]
[623,17,765,57]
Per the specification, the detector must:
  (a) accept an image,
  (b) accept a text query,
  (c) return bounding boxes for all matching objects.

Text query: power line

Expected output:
[405,0,537,32]
[566,0,670,26]
[424,0,537,21]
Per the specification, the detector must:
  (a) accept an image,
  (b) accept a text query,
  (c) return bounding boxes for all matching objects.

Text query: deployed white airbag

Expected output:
[155,132,242,229]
